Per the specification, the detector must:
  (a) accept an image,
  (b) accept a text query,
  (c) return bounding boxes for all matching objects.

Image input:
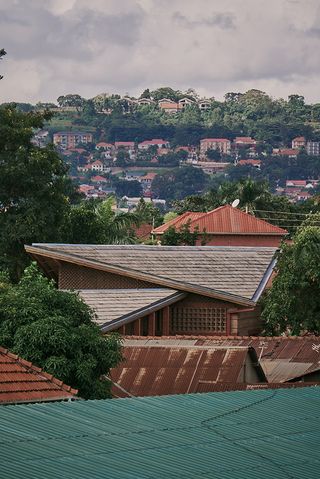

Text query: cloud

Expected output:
[173,11,236,30]
[0,0,320,103]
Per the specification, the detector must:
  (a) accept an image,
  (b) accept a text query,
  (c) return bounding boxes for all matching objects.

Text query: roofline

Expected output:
[251,257,277,303]
[100,291,186,332]
[152,230,286,236]
[25,245,257,307]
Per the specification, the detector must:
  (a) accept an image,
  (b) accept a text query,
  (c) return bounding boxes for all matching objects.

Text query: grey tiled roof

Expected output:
[29,244,277,302]
[78,288,182,330]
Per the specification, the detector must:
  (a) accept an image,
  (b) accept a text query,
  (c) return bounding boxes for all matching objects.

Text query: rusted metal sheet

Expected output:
[110,345,256,398]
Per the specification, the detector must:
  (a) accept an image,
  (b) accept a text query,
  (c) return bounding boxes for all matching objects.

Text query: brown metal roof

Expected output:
[0,347,78,404]
[152,205,288,236]
[77,289,184,331]
[110,342,266,397]
[127,336,320,383]
[27,244,277,305]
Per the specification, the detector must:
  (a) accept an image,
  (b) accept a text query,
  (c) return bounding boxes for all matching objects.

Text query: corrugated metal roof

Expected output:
[153,205,288,235]
[0,347,77,404]
[77,289,182,330]
[110,345,264,397]
[123,336,320,383]
[0,388,319,478]
[27,244,277,304]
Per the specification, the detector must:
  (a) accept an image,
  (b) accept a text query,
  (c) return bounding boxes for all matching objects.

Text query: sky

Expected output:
[1,0,320,104]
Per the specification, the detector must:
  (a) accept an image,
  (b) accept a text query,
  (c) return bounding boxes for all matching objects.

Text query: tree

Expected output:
[206,148,222,161]
[68,198,139,244]
[0,105,78,280]
[0,264,123,399]
[115,148,130,167]
[57,94,85,110]
[152,166,207,201]
[262,226,320,335]
[0,48,6,80]
[161,222,202,246]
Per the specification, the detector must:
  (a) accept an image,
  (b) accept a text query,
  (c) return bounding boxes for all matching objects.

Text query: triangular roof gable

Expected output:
[170,205,287,235]
[26,244,277,307]
[152,211,207,234]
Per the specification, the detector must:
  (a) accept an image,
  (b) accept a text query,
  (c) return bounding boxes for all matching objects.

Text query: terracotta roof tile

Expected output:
[154,205,287,236]
[0,347,78,404]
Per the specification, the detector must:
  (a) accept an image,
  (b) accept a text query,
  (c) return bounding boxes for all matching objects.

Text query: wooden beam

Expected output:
[148,312,156,336]
[133,318,141,336]
[163,306,170,336]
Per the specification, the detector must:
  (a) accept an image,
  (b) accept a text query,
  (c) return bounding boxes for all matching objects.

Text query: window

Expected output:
[155,310,163,337]
[171,307,227,334]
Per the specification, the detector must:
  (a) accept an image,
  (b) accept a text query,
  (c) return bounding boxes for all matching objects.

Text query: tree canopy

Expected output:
[262,223,320,335]
[0,264,123,398]
[0,105,79,279]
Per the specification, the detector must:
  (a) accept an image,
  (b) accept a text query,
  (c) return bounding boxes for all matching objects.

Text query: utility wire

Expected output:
[253,209,318,216]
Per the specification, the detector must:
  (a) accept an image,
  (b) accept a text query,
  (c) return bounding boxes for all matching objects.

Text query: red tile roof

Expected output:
[0,347,77,404]
[238,159,261,166]
[91,175,107,182]
[153,205,287,235]
[133,223,153,240]
[200,138,230,143]
[234,136,257,144]
[152,211,206,234]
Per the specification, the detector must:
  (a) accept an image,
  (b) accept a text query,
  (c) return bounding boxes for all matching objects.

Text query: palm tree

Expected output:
[95,197,139,244]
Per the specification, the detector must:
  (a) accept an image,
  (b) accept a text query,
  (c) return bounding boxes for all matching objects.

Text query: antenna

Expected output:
[231,198,240,208]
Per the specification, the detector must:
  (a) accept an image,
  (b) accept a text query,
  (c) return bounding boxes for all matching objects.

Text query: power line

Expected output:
[253,209,319,216]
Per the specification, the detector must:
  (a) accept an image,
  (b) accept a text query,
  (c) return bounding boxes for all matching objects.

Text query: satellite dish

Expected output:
[231,198,240,208]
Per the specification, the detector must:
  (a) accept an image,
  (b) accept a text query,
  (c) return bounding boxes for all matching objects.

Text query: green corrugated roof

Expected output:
[0,387,319,478]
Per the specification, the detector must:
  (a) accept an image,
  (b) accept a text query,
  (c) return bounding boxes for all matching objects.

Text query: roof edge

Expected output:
[25,245,256,307]
[100,292,187,332]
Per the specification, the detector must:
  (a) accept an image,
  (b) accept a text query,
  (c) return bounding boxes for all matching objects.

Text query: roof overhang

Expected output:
[97,291,186,332]
[25,245,272,307]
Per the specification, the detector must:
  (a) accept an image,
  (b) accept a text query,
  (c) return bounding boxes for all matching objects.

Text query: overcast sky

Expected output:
[1,0,320,104]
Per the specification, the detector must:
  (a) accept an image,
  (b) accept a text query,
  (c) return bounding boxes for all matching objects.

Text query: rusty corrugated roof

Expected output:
[153,205,288,236]
[110,343,265,398]
[121,336,320,384]
[0,347,77,404]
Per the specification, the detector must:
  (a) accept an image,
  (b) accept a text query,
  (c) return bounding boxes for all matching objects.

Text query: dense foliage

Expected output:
[262,223,320,335]
[0,105,78,279]
[0,264,123,398]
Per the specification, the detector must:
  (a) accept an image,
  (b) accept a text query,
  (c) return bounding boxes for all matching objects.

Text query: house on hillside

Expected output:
[200,138,231,158]
[0,346,77,404]
[26,244,277,337]
[158,99,182,113]
[152,205,288,247]
[138,139,170,150]
[292,136,306,149]
[53,131,93,149]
